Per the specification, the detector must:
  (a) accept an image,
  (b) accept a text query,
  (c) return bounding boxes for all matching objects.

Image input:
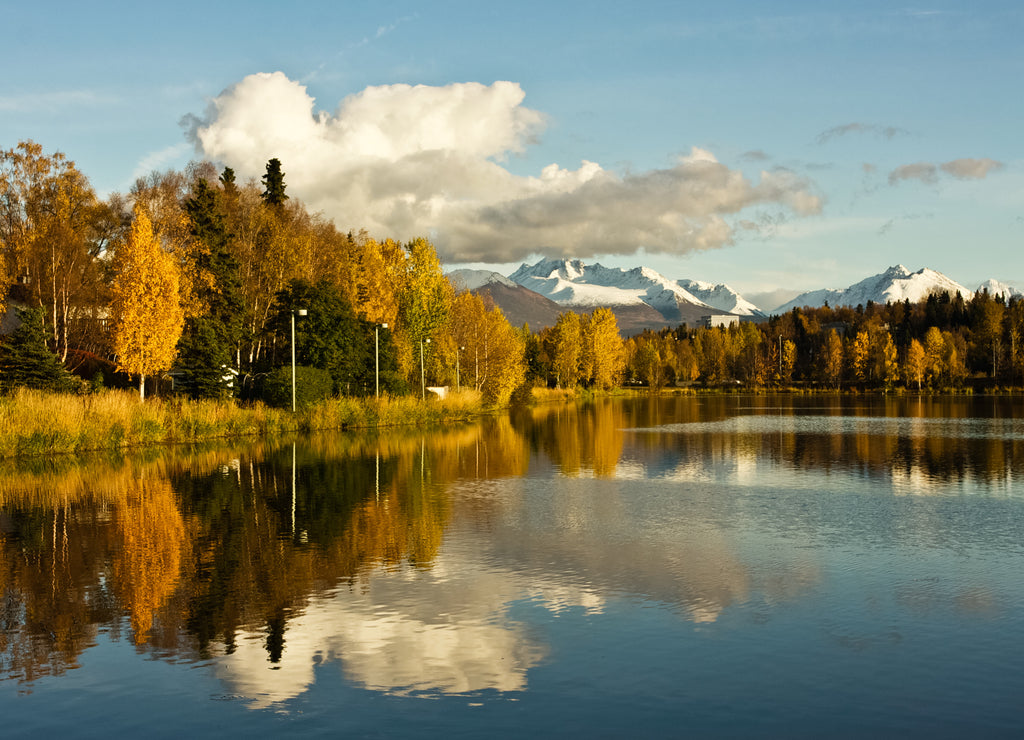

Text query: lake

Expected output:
[2,394,1023,737]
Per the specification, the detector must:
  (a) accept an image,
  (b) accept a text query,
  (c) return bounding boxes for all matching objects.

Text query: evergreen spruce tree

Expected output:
[219,167,237,198]
[260,158,288,206]
[176,179,245,399]
[0,307,79,393]
[273,279,378,395]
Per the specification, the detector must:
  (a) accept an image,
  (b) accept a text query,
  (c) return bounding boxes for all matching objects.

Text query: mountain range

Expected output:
[774,265,975,314]
[448,260,1019,335]
[451,260,751,334]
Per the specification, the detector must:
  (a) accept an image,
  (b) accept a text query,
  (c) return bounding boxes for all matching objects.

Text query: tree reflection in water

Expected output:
[0,394,1021,700]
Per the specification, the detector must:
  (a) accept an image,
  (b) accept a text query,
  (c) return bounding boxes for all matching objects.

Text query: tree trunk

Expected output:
[139,373,145,401]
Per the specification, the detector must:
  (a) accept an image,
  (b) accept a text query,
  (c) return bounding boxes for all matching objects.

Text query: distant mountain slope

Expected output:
[451,265,1018,328]
[506,258,748,333]
[676,279,766,317]
[447,269,563,329]
[448,268,680,333]
[447,269,517,291]
[478,282,566,330]
[775,265,973,313]
[509,258,727,316]
[976,279,1023,300]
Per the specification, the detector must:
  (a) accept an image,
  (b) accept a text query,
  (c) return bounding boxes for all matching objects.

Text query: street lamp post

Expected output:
[291,308,307,412]
[420,337,431,400]
[375,322,388,399]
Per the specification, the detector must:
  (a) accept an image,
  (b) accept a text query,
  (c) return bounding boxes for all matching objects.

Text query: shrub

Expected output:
[0,308,80,394]
[261,365,333,409]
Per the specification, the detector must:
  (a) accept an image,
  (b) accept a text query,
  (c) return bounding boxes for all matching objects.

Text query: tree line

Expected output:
[8,139,1013,402]
[1,141,583,405]
[623,290,1024,390]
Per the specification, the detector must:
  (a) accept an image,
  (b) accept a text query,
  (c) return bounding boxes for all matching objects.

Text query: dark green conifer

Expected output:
[273,279,388,396]
[0,307,79,393]
[260,158,288,206]
[219,166,237,193]
[176,179,245,399]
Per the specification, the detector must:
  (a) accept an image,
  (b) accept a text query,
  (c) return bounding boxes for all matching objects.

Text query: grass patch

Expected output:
[0,388,490,459]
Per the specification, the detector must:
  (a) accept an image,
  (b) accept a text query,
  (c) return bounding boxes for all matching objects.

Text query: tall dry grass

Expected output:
[0,387,490,459]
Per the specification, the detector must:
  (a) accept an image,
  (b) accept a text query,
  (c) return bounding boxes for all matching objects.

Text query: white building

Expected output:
[700,314,740,329]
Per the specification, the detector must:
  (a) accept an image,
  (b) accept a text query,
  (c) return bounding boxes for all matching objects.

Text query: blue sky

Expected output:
[4,1,1021,305]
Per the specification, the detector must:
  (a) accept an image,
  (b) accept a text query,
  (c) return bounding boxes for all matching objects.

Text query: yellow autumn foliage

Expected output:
[110,206,185,392]
[449,292,525,405]
[111,477,187,645]
[584,307,626,390]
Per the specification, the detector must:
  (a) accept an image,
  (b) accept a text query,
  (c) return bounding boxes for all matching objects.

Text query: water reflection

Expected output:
[624,394,1024,493]
[215,565,553,706]
[1,394,1021,710]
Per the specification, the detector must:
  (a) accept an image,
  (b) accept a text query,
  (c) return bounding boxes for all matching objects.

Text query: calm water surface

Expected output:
[2,394,1023,737]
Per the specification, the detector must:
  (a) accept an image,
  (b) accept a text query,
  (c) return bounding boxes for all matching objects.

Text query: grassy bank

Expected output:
[0,388,487,459]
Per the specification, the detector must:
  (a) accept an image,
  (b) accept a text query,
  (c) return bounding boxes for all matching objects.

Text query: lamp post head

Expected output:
[381,322,388,329]
[297,309,307,317]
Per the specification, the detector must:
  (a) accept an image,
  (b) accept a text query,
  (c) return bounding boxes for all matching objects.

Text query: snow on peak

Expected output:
[775,265,973,313]
[508,258,712,315]
[447,269,516,291]
[510,257,591,282]
[676,279,765,317]
[976,279,1022,300]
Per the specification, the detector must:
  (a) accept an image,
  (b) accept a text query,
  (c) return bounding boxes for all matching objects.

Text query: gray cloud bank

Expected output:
[186,72,822,262]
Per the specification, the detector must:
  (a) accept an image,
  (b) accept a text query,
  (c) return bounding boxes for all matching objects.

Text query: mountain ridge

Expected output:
[775,265,975,313]
[448,261,1020,335]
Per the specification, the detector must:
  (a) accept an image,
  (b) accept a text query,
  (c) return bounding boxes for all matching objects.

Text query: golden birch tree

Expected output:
[780,338,797,385]
[696,328,727,382]
[0,141,107,361]
[583,307,626,390]
[923,326,945,386]
[110,206,184,399]
[944,330,968,386]
[850,330,870,383]
[400,237,451,343]
[551,311,583,388]
[905,339,926,390]
[130,169,206,319]
[820,329,844,388]
[875,331,899,388]
[633,341,664,389]
[448,291,525,404]
[397,237,453,385]
[351,236,405,326]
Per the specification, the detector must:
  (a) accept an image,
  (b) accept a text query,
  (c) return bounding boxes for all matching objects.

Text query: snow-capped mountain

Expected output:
[505,258,749,333]
[676,279,766,317]
[976,279,1023,300]
[447,269,517,291]
[508,259,714,318]
[447,268,564,329]
[775,265,973,313]
[450,261,1016,332]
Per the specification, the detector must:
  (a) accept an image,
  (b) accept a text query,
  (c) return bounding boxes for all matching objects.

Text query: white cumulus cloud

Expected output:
[187,72,822,262]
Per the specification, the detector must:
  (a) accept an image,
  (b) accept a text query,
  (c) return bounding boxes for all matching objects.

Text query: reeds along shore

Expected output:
[4,384,1006,459]
[0,388,488,459]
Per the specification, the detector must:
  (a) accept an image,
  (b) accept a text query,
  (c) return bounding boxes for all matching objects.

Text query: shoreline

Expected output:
[2,384,1020,460]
